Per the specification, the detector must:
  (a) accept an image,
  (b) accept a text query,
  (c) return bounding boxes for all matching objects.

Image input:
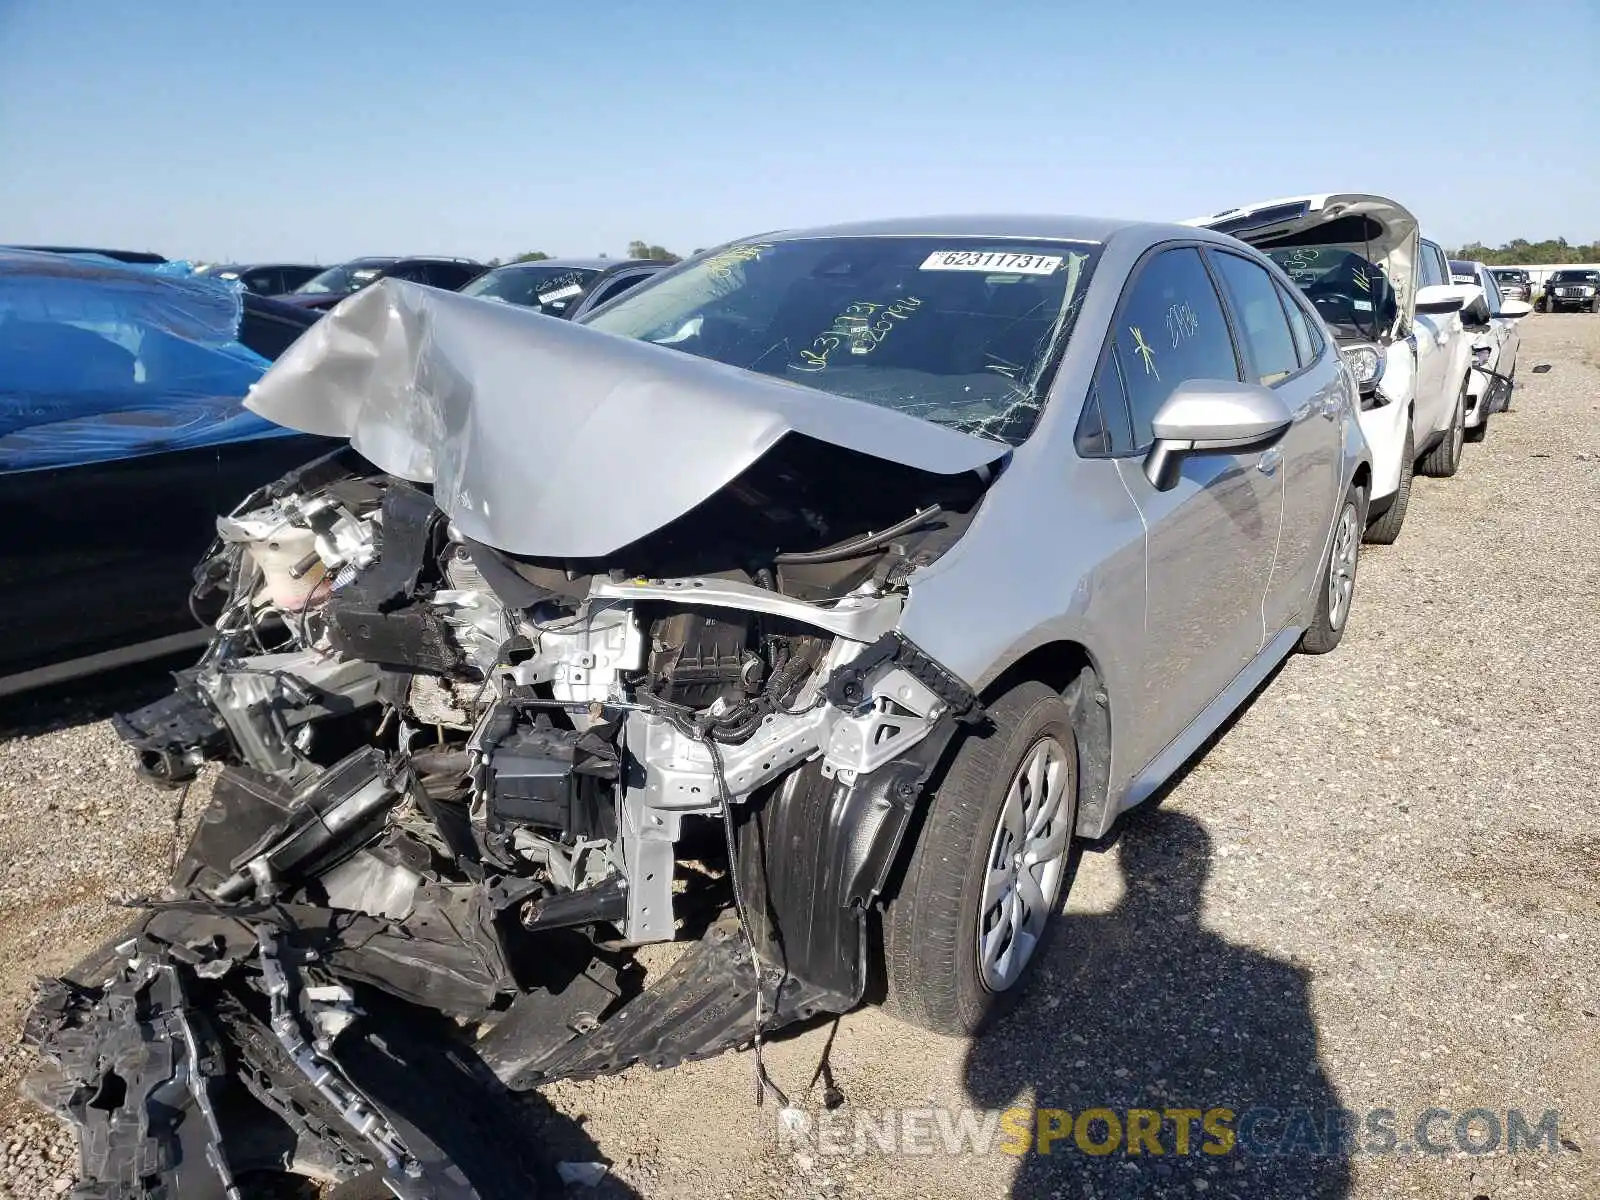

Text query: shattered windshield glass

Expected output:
[1266,246,1397,341]
[581,235,1101,445]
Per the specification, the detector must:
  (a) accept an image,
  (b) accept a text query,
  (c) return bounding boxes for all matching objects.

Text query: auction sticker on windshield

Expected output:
[920,250,1063,274]
[538,283,585,304]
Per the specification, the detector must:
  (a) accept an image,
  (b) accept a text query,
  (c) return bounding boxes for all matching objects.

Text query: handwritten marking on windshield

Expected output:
[792,297,923,372]
[702,243,772,282]
[1130,326,1160,379]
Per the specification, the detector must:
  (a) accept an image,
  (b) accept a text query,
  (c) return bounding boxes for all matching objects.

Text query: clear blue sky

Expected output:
[1,0,1594,263]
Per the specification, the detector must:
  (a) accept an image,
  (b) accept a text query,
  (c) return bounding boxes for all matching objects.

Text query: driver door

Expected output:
[1101,246,1285,776]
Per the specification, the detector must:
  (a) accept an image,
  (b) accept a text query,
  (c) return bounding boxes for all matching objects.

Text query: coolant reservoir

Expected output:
[217,509,329,611]
[245,524,328,611]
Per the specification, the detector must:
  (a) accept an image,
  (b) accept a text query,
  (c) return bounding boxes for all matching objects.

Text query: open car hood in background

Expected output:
[1184,193,1420,321]
[245,279,1008,559]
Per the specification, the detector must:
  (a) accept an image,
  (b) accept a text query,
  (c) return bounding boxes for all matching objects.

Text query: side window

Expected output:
[1478,270,1503,317]
[432,264,478,290]
[1208,252,1300,385]
[243,269,280,295]
[1112,246,1240,449]
[1275,280,1318,365]
[590,272,648,308]
[1418,243,1447,288]
[1075,351,1131,457]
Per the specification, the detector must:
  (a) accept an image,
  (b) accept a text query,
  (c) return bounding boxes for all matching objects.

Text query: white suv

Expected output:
[1187,195,1477,543]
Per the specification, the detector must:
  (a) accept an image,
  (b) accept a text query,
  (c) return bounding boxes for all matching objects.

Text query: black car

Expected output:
[0,253,336,696]
[282,256,487,311]
[196,262,325,296]
[1490,267,1531,302]
[1539,268,1600,313]
[456,257,668,318]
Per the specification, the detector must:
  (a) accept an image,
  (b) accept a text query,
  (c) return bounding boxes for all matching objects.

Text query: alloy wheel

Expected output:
[976,735,1072,992]
[1327,502,1359,630]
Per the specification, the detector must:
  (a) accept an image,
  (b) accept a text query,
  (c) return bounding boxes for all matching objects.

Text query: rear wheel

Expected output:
[883,680,1078,1036]
[1419,379,1466,478]
[1363,422,1413,545]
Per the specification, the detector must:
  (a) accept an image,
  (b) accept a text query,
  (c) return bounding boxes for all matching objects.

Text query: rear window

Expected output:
[461,265,602,314]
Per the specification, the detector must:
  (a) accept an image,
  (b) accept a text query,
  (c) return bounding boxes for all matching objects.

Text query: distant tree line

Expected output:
[1450,237,1600,265]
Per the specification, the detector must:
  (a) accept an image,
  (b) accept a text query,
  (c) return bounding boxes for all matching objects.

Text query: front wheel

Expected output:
[1418,379,1466,478]
[1300,483,1366,655]
[1364,422,1413,545]
[883,680,1078,1036]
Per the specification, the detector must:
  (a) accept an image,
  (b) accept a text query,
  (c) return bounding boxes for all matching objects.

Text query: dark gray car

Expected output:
[457,257,668,318]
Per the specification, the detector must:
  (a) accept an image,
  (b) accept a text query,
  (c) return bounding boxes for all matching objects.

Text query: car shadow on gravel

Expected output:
[0,653,192,742]
[963,807,1351,1199]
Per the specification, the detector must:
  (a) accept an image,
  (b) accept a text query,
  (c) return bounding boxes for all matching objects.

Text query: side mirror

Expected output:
[1416,283,1468,315]
[1142,380,1293,490]
[1499,299,1533,319]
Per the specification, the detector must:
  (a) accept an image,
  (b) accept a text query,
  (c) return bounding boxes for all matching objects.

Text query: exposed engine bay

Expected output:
[26,443,988,1197]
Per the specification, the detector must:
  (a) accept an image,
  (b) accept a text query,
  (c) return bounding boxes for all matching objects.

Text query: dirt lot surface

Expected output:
[2,314,1597,1199]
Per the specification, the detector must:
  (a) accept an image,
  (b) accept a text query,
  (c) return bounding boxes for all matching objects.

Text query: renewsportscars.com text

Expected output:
[778,1105,1564,1158]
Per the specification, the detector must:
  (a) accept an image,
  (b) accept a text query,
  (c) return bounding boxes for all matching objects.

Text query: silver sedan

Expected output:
[37,215,1373,1196]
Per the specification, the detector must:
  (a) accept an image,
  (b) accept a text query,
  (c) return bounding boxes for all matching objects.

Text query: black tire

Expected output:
[1464,413,1488,443]
[1418,378,1466,478]
[883,680,1078,1036]
[1363,421,1413,545]
[1300,483,1366,655]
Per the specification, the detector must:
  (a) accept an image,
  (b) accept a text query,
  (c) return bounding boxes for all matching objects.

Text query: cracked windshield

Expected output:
[582,236,1100,444]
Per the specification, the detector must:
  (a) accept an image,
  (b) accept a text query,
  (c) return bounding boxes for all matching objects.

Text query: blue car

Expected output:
[0,249,336,695]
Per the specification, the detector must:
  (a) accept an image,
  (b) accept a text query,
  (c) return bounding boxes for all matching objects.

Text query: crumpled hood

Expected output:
[245,279,1007,559]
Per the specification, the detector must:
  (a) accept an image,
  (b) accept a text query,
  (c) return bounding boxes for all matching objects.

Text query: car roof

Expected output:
[209,262,321,272]
[758,214,1139,245]
[481,257,667,275]
[6,245,167,264]
[390,256,484,267]
[486,257,615,272]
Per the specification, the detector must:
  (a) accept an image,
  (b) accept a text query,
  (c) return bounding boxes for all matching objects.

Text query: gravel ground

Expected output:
[2,314,1596,1199]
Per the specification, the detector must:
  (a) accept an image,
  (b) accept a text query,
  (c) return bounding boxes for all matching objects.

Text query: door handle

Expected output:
[1257,447,1282,476]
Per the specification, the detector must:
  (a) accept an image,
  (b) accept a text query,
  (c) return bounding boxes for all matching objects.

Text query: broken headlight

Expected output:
[1340,343,1384,390]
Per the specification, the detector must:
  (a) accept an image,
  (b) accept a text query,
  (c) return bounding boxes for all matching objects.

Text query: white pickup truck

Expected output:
[1187,195,1478,543]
